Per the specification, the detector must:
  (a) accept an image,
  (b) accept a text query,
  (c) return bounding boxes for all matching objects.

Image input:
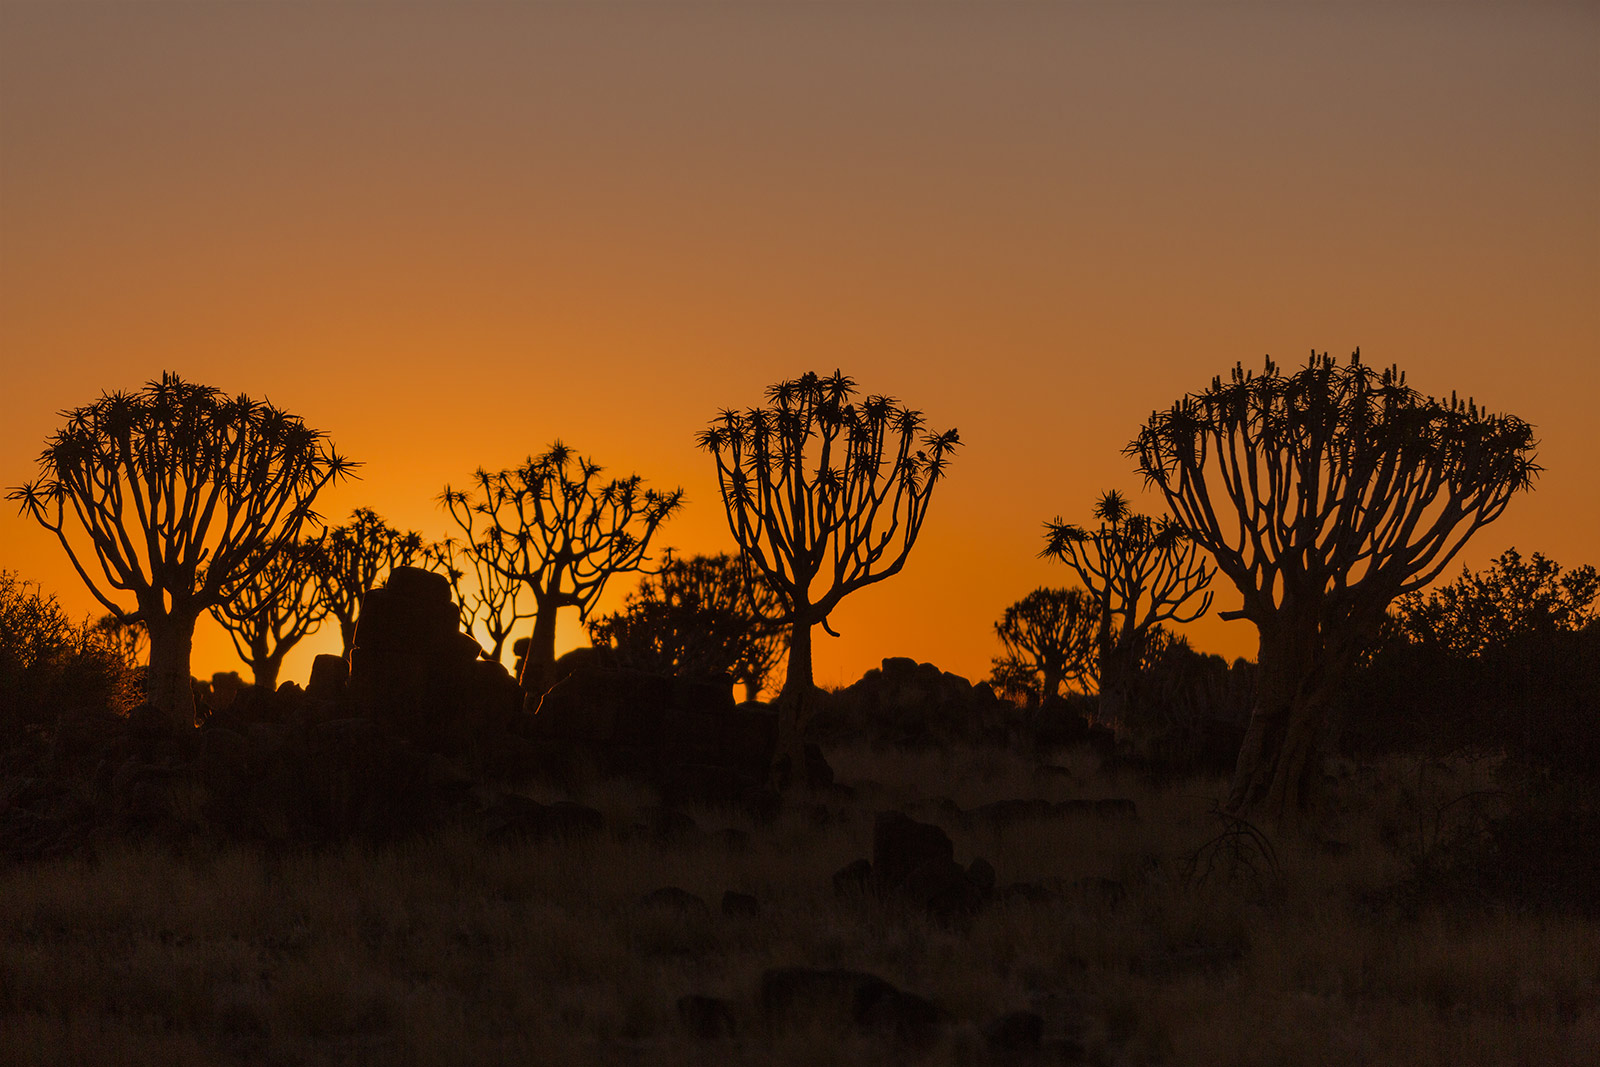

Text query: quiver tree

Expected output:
[441,442,684,692]
[587,552,787,700]
[207,539,329,690]
[1042,490,1215,724]
[1130,350,1538,819]
[310,508,429,656]
[698,370,960,781]
[8,373,353,728]
[989,587,1100,707]
[424,533,538,665]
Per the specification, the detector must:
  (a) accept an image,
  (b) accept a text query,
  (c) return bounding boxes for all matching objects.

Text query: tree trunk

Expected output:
[1226,621,1325,820]
[1041,665,1064,705]
[517,604,560,693]
[775,616,814,790]
[1096,642,1135,727]
[251,653,284,692]
[338,615,358,658]
[145,614,198,732]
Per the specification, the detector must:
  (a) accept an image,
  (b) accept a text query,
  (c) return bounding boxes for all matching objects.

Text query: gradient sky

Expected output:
[2,2,1596,692]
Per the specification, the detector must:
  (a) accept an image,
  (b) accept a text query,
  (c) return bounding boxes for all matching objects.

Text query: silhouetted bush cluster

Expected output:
[1339,549,1600,780]
[0,571,137,740]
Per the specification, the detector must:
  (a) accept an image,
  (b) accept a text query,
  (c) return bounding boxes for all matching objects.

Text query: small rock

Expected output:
[1094,798,1138,819]
[639,886,709,916]
[677,994,736,1040]
[982,1010,1043,1051]
[872,811,954,892]
[721,890,760,918]
[714,827,751,852]
[832,858,873,896]
[966,856,997,893]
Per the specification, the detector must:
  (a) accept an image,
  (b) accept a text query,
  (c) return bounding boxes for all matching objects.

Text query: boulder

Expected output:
[809,657,1020,750]
[758,967,946,1046]
[872,811,954,892]
[345,566,511,754]
[677,994,737,1040]
[832,858,873,897]
[639,886,710,917]
[720,890,760,918]
[982,1010,1044,1053]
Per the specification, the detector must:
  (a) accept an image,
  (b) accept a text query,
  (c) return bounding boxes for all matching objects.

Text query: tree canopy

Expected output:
[9,373,352,725]
[1130,351,1537,817]
[441,442,683,691]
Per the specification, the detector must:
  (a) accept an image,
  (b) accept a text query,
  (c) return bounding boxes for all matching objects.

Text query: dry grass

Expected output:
[2,745,1596,1065]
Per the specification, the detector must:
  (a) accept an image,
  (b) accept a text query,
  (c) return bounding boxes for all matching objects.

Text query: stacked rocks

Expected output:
[346,567,519,753]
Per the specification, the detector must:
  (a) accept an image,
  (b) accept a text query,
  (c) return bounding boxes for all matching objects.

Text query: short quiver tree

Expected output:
[1130,350,1538,819]
[989,587,1100,707]
[441,442,684,692]
[9,373,352,728]
[587,552,787,700]
[1042,490,1215,725]
[699,370,960,780]
[310,508,429,657]
[208,538,329,691]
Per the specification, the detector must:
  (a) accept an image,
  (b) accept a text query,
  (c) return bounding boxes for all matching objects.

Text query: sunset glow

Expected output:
[2,3,1595,692]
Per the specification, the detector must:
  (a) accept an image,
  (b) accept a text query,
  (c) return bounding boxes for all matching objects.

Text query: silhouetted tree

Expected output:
[1130,350,1537,818]
[91,612,147,675]
[8,374,352,728]
[699,370,959,780]
[441,442,683,691]
[424,534,537,665]
[1042,490,1215,725]
[1394,547,1598,658]
[587,552,787,699]
[311,508,429,657]
[988,587,1099,707]
[208,539,329,690]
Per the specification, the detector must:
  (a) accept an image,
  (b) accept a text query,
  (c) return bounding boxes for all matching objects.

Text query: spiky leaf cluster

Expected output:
[8,373,353,623]
[441,442,684,621]
[697,370,959,629]
[1129,350,1539,643]
[1043,489,1215,658]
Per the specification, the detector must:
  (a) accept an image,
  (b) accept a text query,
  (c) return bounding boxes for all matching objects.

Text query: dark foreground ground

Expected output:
[3,741,1597,1067]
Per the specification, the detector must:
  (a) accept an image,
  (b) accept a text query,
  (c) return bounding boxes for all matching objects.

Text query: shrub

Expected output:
[0,571,137,736]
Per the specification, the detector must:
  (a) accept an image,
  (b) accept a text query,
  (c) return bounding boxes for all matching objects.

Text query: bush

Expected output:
[0,571,138,737]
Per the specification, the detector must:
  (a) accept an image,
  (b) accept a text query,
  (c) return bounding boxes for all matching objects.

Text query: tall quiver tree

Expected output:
[208,538,329,691]
[698,370,960,782]
[440,442,684,693]
[1042,491,1215,725]
[8,373,352,729]
[310,508,429,657]
[1130,350,1538,820]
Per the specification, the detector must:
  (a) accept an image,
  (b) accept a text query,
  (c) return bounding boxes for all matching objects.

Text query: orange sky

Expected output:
[2,3,1596,692]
